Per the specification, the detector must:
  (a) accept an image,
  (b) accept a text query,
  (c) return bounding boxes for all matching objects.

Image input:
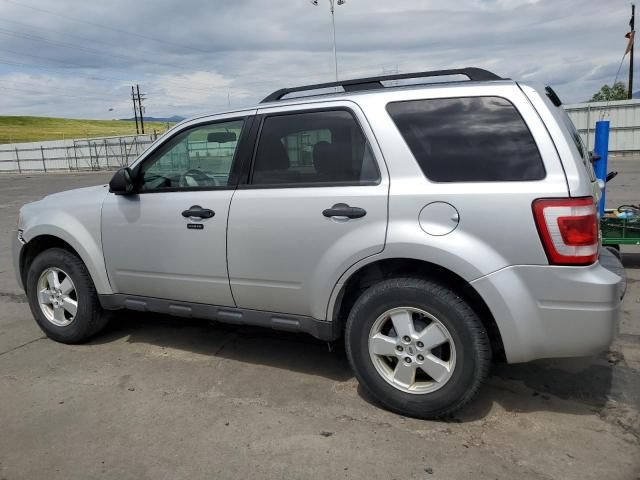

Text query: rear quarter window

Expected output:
[559,108,596,182]
[386,96,546,182]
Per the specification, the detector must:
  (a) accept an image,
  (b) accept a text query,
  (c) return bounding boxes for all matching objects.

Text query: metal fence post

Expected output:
[40,146,47,172]
[120,137,127,166]
[64,144,72,171]
[104,139,110,169]
[14,147,21,173]
[73,141,79,170]
[66,146,72,171]
[94,141,100,170]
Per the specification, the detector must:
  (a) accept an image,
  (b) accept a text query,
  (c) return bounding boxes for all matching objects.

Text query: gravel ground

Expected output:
[0,162,638,480]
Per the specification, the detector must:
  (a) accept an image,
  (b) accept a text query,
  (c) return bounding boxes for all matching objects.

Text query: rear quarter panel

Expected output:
[353,83,569,279]
[518,83,595,198]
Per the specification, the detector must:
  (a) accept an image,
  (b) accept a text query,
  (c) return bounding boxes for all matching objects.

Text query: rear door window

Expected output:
[250,110,380,186]
[386,96,546,182]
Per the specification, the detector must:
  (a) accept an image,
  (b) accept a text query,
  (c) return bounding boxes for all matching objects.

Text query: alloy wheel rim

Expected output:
[37,267,78,327]
[368,307,456,394]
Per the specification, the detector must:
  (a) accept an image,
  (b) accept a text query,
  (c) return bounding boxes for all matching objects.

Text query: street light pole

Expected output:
[629,3,635,99]
[330,0,338,82]
[311,0,346,82]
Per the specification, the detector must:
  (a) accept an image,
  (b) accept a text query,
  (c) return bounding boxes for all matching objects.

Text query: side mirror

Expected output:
[109,167,135,195]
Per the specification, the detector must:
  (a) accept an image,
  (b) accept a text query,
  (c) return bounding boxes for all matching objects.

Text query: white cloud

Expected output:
[0,0,634,118]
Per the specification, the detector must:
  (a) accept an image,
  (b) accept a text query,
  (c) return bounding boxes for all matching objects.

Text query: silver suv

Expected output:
[12,68,625,418]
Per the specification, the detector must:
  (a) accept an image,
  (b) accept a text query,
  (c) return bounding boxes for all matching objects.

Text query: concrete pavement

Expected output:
[0,166,638,479]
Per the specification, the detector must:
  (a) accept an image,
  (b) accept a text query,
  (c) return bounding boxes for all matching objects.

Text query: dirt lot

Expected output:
[0,162,638,480]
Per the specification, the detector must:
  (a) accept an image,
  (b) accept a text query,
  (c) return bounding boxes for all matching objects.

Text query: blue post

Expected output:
[593,120,610,217]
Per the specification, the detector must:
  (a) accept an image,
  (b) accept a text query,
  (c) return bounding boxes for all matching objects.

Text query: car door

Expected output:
[227,103,389,320]
[102,115,253,305]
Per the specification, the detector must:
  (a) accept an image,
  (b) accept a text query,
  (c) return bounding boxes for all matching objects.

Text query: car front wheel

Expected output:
[26,247,109,344]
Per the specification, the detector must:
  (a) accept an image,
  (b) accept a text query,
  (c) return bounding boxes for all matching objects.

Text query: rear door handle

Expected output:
[322,203,367,219]
[182,205,215,219]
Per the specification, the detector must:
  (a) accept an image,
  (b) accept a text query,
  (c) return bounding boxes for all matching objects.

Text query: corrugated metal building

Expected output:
[564,99,640,154]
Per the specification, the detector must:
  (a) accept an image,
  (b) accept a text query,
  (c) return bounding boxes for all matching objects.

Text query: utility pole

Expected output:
[629,4,635,99]
[136,84,145,134]
[131,86,139,134]
[310,0,346,83]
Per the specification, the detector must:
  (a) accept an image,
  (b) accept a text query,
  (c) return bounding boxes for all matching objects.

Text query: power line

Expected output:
[0,3,411,89]
[0,46,85,68]
[0,26,200,69]
[0,0,210,54]
[0,16,168,61]
[0,25,415,94]
[0,82,122,100]
[0,0,443,100]
[0,56,229,95]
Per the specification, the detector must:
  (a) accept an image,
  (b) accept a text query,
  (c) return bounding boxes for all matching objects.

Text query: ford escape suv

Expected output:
[13,68,624,419]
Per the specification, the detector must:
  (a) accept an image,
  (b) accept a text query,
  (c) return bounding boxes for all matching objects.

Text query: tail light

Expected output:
[532,197,599,266]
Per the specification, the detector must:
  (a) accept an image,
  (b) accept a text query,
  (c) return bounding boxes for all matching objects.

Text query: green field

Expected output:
[0,116,173,144]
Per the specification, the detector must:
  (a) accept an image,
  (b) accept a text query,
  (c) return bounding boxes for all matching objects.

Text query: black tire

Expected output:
[345,277,491,419]
[26,248,109,344]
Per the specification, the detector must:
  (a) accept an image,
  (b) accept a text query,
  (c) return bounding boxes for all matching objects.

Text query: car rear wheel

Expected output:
[26,248,109,344]
[345,277,491,419]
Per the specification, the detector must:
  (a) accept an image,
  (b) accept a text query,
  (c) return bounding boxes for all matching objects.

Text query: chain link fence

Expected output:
[0,133,159,173]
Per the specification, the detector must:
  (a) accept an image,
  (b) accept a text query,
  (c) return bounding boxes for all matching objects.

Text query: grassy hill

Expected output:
[0,116,174,144]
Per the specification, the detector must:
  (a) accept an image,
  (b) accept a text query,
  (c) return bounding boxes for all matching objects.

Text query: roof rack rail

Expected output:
[261,67,503,103]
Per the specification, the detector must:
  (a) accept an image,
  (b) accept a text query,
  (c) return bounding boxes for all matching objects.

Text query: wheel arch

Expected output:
[21,235,79,287]
[330,257,506,362]
[20,229,112,295]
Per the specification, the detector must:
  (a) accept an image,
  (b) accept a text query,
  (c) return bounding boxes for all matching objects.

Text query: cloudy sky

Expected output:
[0,0,634,119]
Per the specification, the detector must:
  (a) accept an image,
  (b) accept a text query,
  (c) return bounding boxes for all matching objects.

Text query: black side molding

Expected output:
[98,294,339,341]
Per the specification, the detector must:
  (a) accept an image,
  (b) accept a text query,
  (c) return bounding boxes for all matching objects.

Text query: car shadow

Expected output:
[621,251,640,268]
[356,352,638,423]
[89,308,637,423]
[91,311,353,382]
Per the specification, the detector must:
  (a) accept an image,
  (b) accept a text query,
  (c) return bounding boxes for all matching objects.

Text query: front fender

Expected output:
[21,213,112,295]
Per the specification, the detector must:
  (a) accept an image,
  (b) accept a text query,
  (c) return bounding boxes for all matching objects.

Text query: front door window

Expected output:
[139,119,244,190]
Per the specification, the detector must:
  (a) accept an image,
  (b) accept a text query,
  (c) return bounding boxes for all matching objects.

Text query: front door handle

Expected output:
[322,203,367,219]
[182,205,215,219]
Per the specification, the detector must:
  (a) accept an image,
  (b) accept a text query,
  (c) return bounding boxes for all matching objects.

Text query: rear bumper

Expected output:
[471,253,624,363]
[12,230,25,291]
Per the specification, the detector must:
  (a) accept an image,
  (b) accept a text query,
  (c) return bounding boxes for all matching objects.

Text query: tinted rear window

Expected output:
[386,96,545,182]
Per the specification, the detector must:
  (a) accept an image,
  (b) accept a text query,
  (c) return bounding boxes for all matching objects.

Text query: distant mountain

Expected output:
[120,115,186,123]
[633,91,640,99]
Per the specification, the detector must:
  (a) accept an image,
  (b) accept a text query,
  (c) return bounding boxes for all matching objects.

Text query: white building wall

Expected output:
[564,99,640,153]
